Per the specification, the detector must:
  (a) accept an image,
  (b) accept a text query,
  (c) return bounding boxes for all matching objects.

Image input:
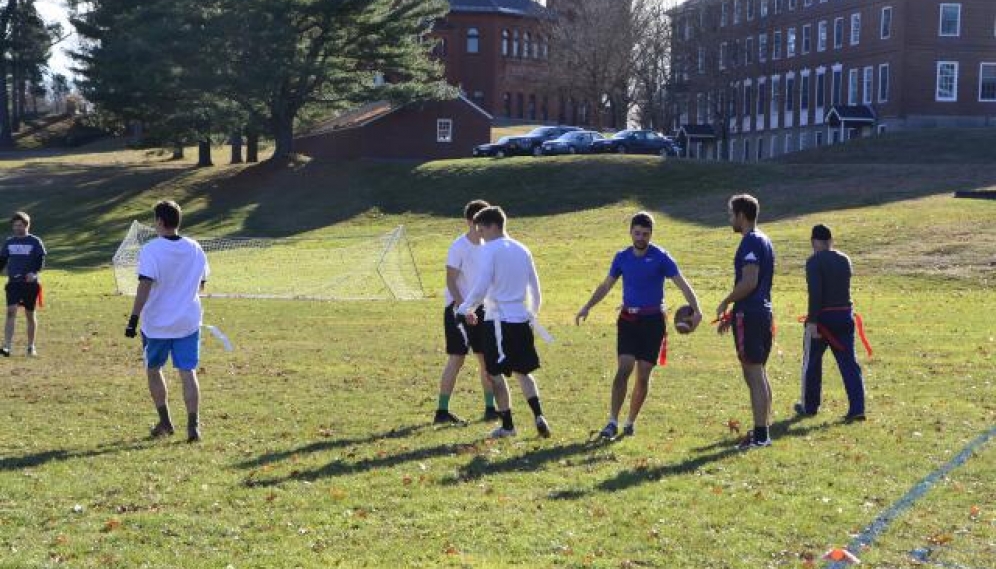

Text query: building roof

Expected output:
[826,105,877,125]
[302,95,493,136]
[449,0,550,18]
[678,124,717,139]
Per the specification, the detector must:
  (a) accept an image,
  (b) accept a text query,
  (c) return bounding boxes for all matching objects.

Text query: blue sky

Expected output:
[36,0,75,79]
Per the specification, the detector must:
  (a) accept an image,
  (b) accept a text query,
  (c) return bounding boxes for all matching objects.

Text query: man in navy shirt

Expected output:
[577,212,703,439]
[716,195,775,449]
[0,212,46,357]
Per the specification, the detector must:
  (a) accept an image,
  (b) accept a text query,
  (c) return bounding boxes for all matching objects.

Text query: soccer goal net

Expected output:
[111,221,424,301]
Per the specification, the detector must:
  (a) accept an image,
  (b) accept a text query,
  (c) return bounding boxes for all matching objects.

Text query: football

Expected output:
[673,305,696,334]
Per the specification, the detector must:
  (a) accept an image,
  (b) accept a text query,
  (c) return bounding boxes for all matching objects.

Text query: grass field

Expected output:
[0,133,995,568]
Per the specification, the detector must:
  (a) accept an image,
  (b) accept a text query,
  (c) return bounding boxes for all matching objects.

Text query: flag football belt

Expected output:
[797,307,873,358]
[713,311,777,337]
[618,307,668,366]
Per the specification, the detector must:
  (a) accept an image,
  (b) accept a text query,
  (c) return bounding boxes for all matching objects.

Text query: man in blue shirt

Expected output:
[0,212,46,357]
[577,212,703,439]
[716,195,775,449]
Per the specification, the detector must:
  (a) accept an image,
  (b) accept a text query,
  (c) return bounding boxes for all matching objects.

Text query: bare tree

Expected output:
[630,0,677,131]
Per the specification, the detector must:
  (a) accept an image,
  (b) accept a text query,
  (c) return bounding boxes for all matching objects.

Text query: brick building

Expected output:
[671,0,996,161]
[431,0,592,125]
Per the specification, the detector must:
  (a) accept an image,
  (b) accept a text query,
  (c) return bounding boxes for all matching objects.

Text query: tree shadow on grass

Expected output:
[441,440,614,485]
[234,423,428,470]
[0,439,161,471]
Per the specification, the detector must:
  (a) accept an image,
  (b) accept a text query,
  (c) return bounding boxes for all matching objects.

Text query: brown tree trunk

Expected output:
[172,142,184,160]
[0,0,15,147]
[246,130,259,163]
[10,58,20,132]
[197,139,213,167]
[229,133,243,164]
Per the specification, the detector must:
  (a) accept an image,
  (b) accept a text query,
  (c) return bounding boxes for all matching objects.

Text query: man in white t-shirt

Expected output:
[435,200,496,424]
[125,200,210,443]
[457,206,549,439]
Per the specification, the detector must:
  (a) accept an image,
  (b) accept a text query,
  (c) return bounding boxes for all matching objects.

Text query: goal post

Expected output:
[111,221,424,301]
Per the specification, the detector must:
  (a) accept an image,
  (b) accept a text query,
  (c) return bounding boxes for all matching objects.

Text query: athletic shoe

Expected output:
[26,346,37,357]
[793,402,817,417]
[187,425,201,443]
[483,407,500,421]
[598,422,618,440]
[622,424,635,437]
[0,347,9,357]
[736,431,772,450]
[843,413,866,424]
[488,426,517,439]
[150,421,175,438]
[434,410,467,425]
[535,416,551,438]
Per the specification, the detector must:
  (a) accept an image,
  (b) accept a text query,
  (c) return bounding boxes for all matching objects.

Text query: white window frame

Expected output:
[881,7,893,40]
[980,62,996,102]
[746,36,754,64]
[834,17,844,49]
[759,33,768,63]
[936,61,959,102]
[848,68,860,105]
[818,21,828,52]
[722,1,729,26]
[466,28,480,54]
[784,133,793,154]
[773,30,782,60]
[850,13,861,46]
[939,3,962,37]
[437,119,453,143]
[788,27,797,58]
[802,24,812,54]
[862,66,874,104]
[878,63,890,103]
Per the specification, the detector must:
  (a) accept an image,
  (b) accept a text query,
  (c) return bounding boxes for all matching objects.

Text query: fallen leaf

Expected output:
[727,419,741,434]
[102,519,122,533]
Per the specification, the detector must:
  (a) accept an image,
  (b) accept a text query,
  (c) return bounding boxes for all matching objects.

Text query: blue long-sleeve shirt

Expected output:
[0,235,47,281]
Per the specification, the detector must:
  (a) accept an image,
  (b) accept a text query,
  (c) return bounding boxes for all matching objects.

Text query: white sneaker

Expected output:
[26,346,37,357]
[488,426,517,439]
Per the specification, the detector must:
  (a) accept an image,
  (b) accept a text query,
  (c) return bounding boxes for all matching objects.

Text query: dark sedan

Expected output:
[473,126,582,157]
[540,131,605,155]
[591,130,681,156]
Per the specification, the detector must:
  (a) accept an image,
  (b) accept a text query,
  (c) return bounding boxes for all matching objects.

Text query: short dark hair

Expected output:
[473,205,506,230]
[630,211,654,230]
[728,194,760,222]
[464,199,490,221]
[11,211,30,226]
[154,200,182,229]
[811,224,832,241]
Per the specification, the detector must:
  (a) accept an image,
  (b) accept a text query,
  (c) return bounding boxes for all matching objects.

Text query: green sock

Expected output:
[484,392,495,409]
[437,394,450,411]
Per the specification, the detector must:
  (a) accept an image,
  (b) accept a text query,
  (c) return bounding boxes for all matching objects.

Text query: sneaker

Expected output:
[622,424,635,437]
[488,426,517,439]
[26,346,37,357]
[793,402,816,417]
[736,430,772,450]
[483,406,500,421]
[434,410,467,425]
[598,422,618,440]
[0,347,9,357]
[187,425,201,443]
[535,416,551,438]
[150,421,175,438]
[843,413,866,424]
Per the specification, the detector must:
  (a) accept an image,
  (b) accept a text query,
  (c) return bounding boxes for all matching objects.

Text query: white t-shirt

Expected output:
[137,236,210,339]
[444,234,481,305]
[457,236,541,323]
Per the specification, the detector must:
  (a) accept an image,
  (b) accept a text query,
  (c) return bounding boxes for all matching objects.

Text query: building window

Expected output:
[528,94,536,120]
[773,31,782,60]
[722,1,729,26]
[745,37,754,64]
[881,7,893,39]
[759,33,768,62]
[757,79,766,116]
[848,69,859,104]
[734,0,742,24]
[512,30,519,57]
[831,67,843,105]
[541,36,549,59]
[432,38,447,58]
[523,32,531,59]
[437,119,453,143]
[744,138,751,161]
[757,136,765,160]
[786,75,795,112]
[802,25,811,54]
[805,0,812,6]
[815,131,824,146]
[760,0,768,18]
[502,30,509,56]
[784,133,792,153]
[718,44,726,70]
[787,28,796,57]
[789,0,797,10]
[879,64,890,103]
[850,13,861,46]
[980,63,996,102]
[700,47,707,73]
[939,3,961,37]
[818,21,828,52]
[774,0,782,15]
[863,66,873,104]
[747,0,755,21]
[801,73,810,110]
[744,82,753,115]
[503,92,511,118]
[936,61,959,101]
[467,28,480,54]
[771,76,780,118]
[834,17,844,49]
[816,70,825,108]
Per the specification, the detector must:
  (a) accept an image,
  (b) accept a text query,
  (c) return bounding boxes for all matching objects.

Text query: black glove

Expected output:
[125,314,139,338]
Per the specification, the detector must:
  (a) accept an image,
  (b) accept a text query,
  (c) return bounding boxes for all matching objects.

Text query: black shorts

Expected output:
[482,321,541,377]
[733,310,773,365]
[444,304,486,355]
[5,281,40,311]
[617,313,667,365]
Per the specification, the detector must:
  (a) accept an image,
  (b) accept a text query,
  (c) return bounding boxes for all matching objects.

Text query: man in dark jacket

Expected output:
[1,212,46,357]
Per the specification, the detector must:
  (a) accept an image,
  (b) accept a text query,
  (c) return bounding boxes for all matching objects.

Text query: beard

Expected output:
[633,241,649,250]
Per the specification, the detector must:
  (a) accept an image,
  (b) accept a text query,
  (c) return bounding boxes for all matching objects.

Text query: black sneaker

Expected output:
[187,425,201,443]
[598,422,618,440]
[483,406,500,421]
[150,421,175,438]
[736,430,772,450]
[0,347,9,357]
[843,413,866,424]
[535,416,551,438]
[794,402,817,417]
[622,424,635,437]
[434,410,466,425]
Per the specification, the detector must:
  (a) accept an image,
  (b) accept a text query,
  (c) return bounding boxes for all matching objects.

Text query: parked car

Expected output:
[591,129,681,156]
[473,126,582,157]
[540,131,605,155]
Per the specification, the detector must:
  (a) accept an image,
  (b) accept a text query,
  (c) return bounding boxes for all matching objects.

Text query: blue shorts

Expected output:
[732,310,773,366]
[142,331,200,370]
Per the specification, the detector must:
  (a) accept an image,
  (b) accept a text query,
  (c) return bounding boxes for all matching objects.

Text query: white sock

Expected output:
[624,420,635,428]
[608,417,618,426]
